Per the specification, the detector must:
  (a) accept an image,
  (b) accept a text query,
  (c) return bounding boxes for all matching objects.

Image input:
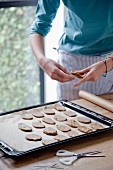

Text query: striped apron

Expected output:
[57,50,113,101]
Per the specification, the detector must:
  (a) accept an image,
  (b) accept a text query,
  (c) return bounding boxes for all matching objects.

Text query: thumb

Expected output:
[74,70,92,86]
[77,67,90,75]
[57,63,69,74]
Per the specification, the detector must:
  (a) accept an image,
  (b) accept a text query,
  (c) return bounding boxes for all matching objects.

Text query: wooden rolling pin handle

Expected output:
[79,90,113,113]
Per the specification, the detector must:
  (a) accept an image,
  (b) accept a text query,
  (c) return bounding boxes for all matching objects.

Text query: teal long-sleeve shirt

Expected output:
[31,0,113,56]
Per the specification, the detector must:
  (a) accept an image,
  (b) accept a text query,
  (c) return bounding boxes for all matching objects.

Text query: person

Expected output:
[30,0,113,101]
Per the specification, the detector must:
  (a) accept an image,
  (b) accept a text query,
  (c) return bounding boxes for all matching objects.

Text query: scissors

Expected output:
[56,150,105,165]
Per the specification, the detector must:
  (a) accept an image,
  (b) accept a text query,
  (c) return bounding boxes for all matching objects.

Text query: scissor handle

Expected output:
[59,156,77,165]
[56,150,77,157]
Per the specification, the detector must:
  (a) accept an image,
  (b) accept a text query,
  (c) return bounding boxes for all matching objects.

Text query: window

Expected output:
[0,0,44,112]
[44,1,64,102]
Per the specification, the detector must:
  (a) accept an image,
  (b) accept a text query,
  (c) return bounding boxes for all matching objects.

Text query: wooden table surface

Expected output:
[0,94,113,170]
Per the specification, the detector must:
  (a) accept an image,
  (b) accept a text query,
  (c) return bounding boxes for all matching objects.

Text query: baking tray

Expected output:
[0,99,113,157]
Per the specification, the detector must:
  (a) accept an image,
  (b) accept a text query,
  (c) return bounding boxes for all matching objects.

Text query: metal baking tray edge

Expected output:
[0,99,113,157]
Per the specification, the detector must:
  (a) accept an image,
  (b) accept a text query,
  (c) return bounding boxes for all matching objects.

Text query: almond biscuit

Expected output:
[25,133,42,141]
[77,116,91,124]
[42,117,55,125]
[43,127,57,136]
[18,123,32,132]
[54,115,67,122]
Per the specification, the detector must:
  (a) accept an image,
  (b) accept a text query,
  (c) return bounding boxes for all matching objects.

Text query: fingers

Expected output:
[74,71,92,86]
[52,74,72,82]
[73,61,106,87]
[76,67,90,75]
[74,68,101,87]
[51,70,75,83]
[57,63,69,74]
[58,69,74,80]
[74,77,88,87]
[48,62,75,82]
[43,59,75,82]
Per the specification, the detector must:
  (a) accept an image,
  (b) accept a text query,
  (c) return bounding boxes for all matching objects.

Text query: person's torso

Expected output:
[59,0,113,55]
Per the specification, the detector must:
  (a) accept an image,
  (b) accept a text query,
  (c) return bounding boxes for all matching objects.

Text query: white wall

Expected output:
[45,2,64,102]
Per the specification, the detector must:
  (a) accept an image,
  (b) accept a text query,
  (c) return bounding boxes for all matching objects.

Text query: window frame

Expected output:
[0,0,38,8]
[0,0,45,104]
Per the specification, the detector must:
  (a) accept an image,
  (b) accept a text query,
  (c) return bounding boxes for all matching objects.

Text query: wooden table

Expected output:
[0,94,113,170]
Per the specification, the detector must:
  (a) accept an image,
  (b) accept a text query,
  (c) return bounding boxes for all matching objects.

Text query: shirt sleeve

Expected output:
[30,0,60,36]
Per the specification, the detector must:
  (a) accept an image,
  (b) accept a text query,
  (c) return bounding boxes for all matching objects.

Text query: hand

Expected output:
[74,60,106,87]
[40,58,75,83]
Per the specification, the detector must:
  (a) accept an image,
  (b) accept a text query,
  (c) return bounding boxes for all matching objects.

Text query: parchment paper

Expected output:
[0,103,107,152]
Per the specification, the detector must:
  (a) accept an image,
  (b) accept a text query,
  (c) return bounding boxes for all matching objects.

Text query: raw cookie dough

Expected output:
[44,109,55,115]
[18,123,32,132]
[44,105,54,109]
[42,139,57,145]
[54,115,67,122]
[54,135,67,141]
[21,111,33,120]
[42,117,55,125]
[67,131,78,137]
[66,119,78,128]
[56,125,71,132]
[32,111,44,118]
[32,121,45,128]
[77,116,91,124]
[64,110,77,117]
[71,71,84,78]
[43,127,57,136]
[78,125,92,133]
[54,103,66,111]
[91,122,104,130]
[25,133,42,141]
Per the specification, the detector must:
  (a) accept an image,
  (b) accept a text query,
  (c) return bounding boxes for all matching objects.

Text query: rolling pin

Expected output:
[79,90,113,113]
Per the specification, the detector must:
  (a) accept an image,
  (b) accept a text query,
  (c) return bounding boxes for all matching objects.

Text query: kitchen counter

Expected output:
[0,93,113,170]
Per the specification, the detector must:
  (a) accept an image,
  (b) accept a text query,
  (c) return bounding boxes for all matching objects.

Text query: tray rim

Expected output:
[62,101,113,126]
[0,99,113,157]
[0,99,66,117]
